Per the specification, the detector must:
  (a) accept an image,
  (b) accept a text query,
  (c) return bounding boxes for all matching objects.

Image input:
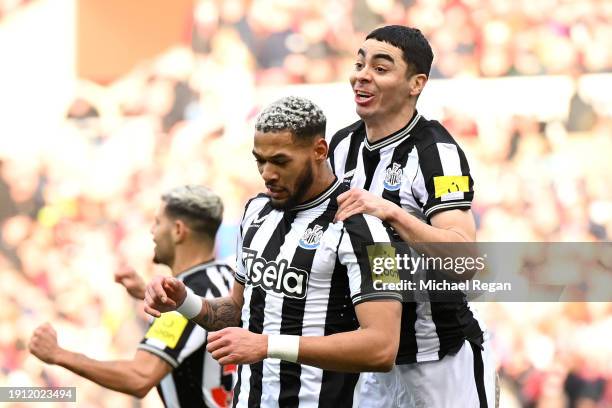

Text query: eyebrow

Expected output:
[357,49,395,64]
[252,150,290,161]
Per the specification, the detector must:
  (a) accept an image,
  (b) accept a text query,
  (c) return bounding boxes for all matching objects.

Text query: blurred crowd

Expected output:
[0,0,33,21]
[188,0,612,84]
[1,1,611,407]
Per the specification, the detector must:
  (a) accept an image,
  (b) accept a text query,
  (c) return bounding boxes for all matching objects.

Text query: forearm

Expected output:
[193,296,242,331]
[55,350,151,397]
[388,207,473,251]
[296,329,397,372]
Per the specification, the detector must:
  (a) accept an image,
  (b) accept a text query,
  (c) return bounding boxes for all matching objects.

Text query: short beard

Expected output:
[152,251,171,267]
[270,163,314,210]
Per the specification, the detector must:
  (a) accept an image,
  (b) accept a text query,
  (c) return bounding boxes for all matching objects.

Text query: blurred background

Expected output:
[0,0,610,407]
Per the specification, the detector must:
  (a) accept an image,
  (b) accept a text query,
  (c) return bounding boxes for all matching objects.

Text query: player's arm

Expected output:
[335,138,477,255]
[144,276,244,331]
[336,191,475,245]
[386,206,475,245]
[291,216,402,371]
[295,300,401,371]
[205,300,400,372]
[29,323,171,398]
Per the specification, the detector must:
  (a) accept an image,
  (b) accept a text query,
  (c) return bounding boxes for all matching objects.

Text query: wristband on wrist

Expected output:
[176,287,202,319]
[267,334,300,363]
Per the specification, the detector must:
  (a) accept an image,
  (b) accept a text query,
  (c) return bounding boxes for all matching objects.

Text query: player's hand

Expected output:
[114,267,146,300]
[144,276,186,318]
[335,188,395,222]
[207,328,267,365]
[29,323,60,364]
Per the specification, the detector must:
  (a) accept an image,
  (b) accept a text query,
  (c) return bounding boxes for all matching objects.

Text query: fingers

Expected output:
[335,189,362,221]
[144,302,161,318]
[35,322,55,337]
[151,276,169,303]
[207,330,222,343]
[335,201,362,222]
[209,345,235,365]
[217,354,238,366]
[143,277,179,317]
[206,332,237,365]
[336,190,350,205]
[206,329,229,351]
[163,277,183,294]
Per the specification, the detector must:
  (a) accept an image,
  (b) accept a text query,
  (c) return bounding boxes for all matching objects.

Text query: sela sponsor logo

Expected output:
[383,163,403,191]
[242,248,309,298]
[298,225,324,250]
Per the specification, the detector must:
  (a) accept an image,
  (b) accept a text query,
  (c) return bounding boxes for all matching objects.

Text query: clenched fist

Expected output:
[29,323,60,364]
[144,276,187,318]
[114,268,146,300]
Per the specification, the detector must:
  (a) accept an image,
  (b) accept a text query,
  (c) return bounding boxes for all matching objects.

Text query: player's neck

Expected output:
[299,168,337,205]
[170,245,215,276]
[364,106,416,143]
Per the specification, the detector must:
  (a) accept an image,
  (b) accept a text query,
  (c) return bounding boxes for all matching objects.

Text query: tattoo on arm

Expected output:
[195,297,242,331]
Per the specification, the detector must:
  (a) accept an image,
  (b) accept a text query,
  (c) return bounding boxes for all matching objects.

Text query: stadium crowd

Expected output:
[188,0,612,84]
[1,0,611,407]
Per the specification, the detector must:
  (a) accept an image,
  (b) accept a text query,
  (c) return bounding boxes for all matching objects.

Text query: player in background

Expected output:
[144,96,403,407]
[328,25,497,407]
[29,185,235,408]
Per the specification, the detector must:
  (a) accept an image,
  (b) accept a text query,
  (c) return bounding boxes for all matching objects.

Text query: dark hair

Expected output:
[255,96,326,140]
[161,185,223,240]
[366,25,434,77]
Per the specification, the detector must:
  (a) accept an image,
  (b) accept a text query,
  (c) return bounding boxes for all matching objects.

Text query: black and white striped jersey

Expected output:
[232,178,402,408]
[138,261,236,408]
[328,112,485,364]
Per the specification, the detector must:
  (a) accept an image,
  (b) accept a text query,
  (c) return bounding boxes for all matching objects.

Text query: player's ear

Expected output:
[313,136,329,162]
[409,73,428,97]
[172,219,188,244]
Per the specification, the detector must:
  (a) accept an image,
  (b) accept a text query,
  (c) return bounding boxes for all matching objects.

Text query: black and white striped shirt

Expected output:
[232,179,402,408]
[139,261,236,408]
[328,112,485,364]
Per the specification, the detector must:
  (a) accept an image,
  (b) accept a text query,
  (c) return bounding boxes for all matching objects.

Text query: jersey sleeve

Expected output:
[414,135,475,221]
[138,311,206,368]
[338,214,403,306]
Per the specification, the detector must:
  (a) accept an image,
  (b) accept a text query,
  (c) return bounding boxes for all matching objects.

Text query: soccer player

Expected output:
[328,25,497,407]
[144,96,403,407]
[29,185,235,407]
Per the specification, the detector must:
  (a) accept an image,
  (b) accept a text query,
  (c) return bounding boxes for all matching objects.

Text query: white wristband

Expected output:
[267,335,300,363]
[176,288,202,319]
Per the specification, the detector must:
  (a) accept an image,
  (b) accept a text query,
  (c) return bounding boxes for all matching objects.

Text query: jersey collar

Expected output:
[292,177,341,212]
[176,259,218,280]
[363,111,421,152]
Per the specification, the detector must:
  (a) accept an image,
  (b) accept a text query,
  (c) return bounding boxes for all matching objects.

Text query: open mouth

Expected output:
[354,90,374,104]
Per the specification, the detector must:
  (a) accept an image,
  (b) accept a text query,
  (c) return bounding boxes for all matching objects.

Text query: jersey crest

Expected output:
[298,225,324,249]
[383,163,403,191]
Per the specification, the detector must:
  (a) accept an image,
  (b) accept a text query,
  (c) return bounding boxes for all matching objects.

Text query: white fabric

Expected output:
[267,334,300,362]
[176,287,202,319]
[360,340,496,408]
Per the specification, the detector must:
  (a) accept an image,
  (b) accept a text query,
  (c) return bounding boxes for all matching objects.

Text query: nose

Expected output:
[260,163,279,184]
[354,66,372,83]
